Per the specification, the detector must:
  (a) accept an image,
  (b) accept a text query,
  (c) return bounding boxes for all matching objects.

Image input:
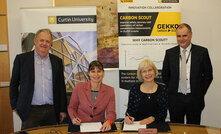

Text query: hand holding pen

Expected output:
[124,113,135,124]
[72,116,82,125]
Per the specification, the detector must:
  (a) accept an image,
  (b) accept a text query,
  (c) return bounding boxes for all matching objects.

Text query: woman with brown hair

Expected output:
[68,60,116,132]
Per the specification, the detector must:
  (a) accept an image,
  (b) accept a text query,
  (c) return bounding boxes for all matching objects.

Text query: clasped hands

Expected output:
[72,117,111,132]
[124,116,155,125]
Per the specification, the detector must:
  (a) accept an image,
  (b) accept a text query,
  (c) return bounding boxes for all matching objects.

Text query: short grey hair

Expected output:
[137,59,158,82]
[34,28,52,42]
[177,23,192,33]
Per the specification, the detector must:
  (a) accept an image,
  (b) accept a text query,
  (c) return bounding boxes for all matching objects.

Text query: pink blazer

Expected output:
[68,81,116,123]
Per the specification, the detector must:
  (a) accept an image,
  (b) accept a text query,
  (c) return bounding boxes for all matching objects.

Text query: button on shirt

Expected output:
[178,44,191,93]
[31,51,53,105]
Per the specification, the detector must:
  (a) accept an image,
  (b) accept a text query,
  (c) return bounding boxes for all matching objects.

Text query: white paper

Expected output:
[123,121,146,131]
[80,122,102,132]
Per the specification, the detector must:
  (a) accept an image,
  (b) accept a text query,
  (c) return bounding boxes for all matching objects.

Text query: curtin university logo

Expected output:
[48,16,56,24]
[48,15,96,24]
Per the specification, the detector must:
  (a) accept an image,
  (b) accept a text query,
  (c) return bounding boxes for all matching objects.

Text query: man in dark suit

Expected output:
[10,28,67,129]
[162,23,213,125]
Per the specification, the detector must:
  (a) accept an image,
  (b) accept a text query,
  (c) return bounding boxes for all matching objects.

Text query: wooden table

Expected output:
[168,123,221,134]
[113,123,221,134]
[13,123,221,134]
[13,124,68,134]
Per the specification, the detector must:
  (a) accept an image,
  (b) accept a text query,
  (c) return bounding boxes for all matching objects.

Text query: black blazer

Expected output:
[10,51,67,122]
[162,44,213,108]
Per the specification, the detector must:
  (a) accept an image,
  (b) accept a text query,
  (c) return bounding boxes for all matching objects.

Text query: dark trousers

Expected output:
[169,94,202,125]
[21,104,57,130]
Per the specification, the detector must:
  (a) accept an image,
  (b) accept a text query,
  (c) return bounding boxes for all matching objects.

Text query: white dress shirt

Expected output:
[178,44,192,93]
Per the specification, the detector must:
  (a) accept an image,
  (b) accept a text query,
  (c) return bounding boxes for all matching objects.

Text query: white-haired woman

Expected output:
[124,59,168,125]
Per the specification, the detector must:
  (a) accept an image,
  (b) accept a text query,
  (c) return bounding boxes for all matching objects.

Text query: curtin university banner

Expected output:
[118,0,181,90]
[21,7,97,93]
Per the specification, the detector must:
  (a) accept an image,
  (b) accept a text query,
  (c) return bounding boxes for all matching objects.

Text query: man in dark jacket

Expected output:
[10,28,67,129]
[162,23,213,124]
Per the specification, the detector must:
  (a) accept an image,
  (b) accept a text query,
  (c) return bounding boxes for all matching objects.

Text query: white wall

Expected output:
[7,0,221,131]
[180,0,221,127]
[7,0,53,131]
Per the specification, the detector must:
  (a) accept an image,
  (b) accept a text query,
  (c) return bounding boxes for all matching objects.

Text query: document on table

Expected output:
[80,122,102,132]
[123,121,146,131]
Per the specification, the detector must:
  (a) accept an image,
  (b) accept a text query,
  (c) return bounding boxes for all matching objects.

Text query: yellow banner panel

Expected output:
[151,12,181,36]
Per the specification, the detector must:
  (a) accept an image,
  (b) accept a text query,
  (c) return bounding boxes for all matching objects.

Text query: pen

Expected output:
[74,116,82,124]
[126,113,133,121]
[75,116,81,122]
[72,116,81,125]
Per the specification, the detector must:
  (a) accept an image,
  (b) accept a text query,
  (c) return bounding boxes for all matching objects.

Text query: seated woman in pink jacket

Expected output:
[68,60,116,132]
